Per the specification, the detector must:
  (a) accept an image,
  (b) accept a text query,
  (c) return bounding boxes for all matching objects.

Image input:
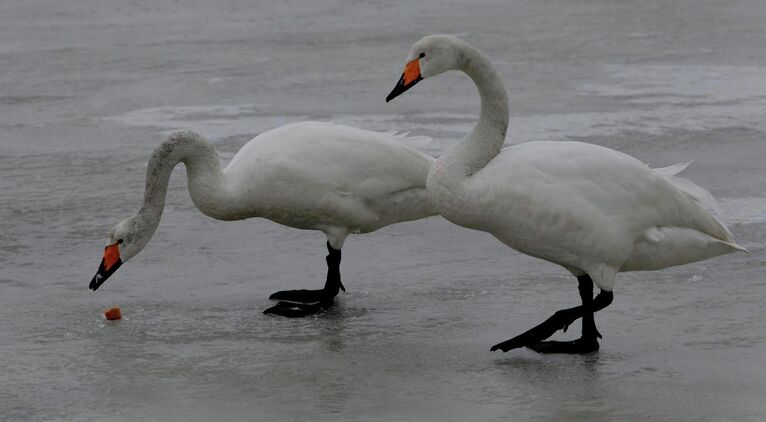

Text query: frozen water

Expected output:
[1,0,765,420]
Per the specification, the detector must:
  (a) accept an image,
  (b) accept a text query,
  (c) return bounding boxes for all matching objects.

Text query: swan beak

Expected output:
[89,243,122,291]
[386,58,423,102]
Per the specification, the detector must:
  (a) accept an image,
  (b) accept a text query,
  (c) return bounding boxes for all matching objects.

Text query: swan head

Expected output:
[386,34,466,102]
[89,214,151,291]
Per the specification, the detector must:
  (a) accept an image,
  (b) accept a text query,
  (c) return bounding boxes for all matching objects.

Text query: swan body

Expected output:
[198,121,435,239]
[438,140,744,290]
[90,121,436,315]
[387,35,745,353]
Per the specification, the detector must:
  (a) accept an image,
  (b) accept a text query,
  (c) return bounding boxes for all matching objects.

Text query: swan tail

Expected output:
[653,162,741,244]
[654,161,722,214]
[622,227,748,272]
[721,240,750,254]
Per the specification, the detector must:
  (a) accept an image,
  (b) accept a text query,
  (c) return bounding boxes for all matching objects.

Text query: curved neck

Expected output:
[447,43,509,174]
[138,131,230,236]
[427,42,509,223]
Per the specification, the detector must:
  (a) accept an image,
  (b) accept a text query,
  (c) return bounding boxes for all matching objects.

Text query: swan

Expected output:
[88,121,436,317]
[386,35,747,353]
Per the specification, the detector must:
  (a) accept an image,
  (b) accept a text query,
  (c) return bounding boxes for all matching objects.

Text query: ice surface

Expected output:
[1,0,765,420]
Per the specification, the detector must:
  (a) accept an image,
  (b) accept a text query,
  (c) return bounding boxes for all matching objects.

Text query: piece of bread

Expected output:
[104,307,122,320]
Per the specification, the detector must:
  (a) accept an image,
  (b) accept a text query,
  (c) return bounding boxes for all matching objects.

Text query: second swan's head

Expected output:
[385,34,467,102]
[88,214,152,291]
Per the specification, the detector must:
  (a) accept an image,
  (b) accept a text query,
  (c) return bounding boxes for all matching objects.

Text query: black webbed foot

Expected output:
[268,288,341,305]
[263,241,344,318]
[527,337,600,354]
[265,287,340,317]
[492,277,613,353]
[490,307,582,352]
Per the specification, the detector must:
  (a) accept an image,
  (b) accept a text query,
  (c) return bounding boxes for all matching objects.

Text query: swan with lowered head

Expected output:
[386,35,747,353]
[89,121,435,317]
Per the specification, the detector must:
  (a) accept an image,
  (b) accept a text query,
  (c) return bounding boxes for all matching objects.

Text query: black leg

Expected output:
[526,276,603,353]
[490,275,613,353]
[264,242,345,317]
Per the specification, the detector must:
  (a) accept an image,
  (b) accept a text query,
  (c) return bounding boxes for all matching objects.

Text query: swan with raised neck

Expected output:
[387,35,509,225]
[386,34,746,353]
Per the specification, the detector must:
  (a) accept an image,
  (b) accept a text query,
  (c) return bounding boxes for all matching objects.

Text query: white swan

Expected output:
[386,35,747,353]
[89,121,436,317]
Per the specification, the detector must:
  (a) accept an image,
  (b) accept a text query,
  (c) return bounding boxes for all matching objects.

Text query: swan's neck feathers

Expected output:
[428,43,509,217]
[138,131,231,234]
[450,44,509,173]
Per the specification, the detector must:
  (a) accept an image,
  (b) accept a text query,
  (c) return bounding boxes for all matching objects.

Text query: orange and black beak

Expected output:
[89,243,122,291]
[386,58,423,103]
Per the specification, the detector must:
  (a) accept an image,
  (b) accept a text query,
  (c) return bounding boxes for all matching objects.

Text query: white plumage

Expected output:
[447,140,745,290]
[387,34,746,353]
[220,121,435,244]
[90,121,436,316]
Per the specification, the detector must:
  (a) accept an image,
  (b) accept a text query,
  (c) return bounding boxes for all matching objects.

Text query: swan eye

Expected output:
[419,52,425,59]
[117,239,124,245]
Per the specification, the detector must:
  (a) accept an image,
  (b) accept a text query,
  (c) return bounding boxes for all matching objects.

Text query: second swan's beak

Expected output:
[89,243,122,291]
[386,58,423,102]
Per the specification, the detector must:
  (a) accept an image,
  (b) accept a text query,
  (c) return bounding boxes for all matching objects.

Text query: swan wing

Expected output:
[466,141,743,281]
[224,121,435,230]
